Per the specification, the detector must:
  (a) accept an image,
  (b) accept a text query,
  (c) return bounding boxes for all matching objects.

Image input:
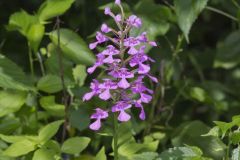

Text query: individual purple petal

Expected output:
[127,15,142,28]
[91,108,109,119]
[118,78,130,89]
[118,110,131,122]
[89,119,101,130]
[140,93,152,103]
[115,14,122,22]
[147,74,158,83]
[138,63,150,74]
[139,108,145,120]
[87,65,97,74]
[104,7,111,15]
[83,92,95,101]
[99,89,111,100]
[124,37,140,47]
[149,41,157,46]
[115,0,121,5]
[137,32,148,42]
[101,23,111,33]
[128,47,138,55]
[89,42,98,49]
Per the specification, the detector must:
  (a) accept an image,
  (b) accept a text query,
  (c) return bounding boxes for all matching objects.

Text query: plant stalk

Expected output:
[113,113,119,160]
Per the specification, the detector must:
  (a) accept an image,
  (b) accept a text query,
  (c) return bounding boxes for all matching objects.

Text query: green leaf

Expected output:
[132,152,159,160]
[7,10,38,36]
[27,24,45,52]
[3,139,37,157]
[32,149,55,160]
[172,121,226,159]
[38,0,75,22]
[202,126,220,137]
[73,64,87,87]
[39,96,65,117]
[213,121,233,137]
[0,90,27,117]
[49,28,96,65]
[61,137,90,154]
[95,147,107,160]
[214,30,240,69]
[189,87,210,103]
[174,0,208,42]
[231,131,240,145]
[159,146,204,159]
[232,146,240,160]
[0,134,38,144]
[37,74,63,93]
[69,107,90,131]
[0,54,34,91]
[38,120,64,143]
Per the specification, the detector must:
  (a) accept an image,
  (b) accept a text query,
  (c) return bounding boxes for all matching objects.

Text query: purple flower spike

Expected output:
[89,108,108,130]
[85,1,158,131]
[112,101,132,122]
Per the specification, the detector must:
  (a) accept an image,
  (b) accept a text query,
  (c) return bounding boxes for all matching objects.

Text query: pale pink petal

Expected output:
[87,65,97,74]
[89,42,98,49]
[83,92,95,101]
[138,63,150,74]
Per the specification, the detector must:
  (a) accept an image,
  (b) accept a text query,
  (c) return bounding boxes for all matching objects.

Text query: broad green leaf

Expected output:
[202,126,220,137]
[39,96,65,117]
[232,146,240,160]
[0,54,34,91]
[38,0,75,22]
[0,117,21,134]
[172,121,226,159]
[3,139,37,157]
[32,149,55,160]
[61,137,90,154]
[174,0,208,42]
[132,152,159,160]
[73,64,87,87]
[38,120,64,143]
[7,10,38,36]
[95,147,107,160]
[214,30,240,69]
[49,29,96,65]
[37,74,62,93]
[159,146,205,159]
[0,90,27,117]
[69,107,90,131]
[27,24,45,52]
[0,134,38,144]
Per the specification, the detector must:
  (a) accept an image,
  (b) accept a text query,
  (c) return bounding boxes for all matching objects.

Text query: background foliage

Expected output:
[0,0,240,159]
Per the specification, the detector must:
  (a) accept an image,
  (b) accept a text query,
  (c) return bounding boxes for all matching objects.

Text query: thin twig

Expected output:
[206,6,238,22]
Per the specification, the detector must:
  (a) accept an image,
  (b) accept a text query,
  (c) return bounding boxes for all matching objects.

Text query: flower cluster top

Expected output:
[83,0,158,131]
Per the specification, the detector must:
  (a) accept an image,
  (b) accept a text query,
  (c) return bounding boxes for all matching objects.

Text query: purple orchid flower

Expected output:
[87,53,105,74]
[83,80,101,101]
[89,32,108,49]
[112,101,132,122]
[89,108,109,130]
[127,15,142,28]
[102,45,120,63]
[99,79,118,100]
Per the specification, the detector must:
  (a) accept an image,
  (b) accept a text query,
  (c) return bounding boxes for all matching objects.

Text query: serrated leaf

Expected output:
[61,137,90,154]
[0,90,27,117]
[38,120,64,143]
[39,96,65,117]
[37,74,63,93]
[49,28,95,65]
[174,0,208,42]
[38,0,75,22]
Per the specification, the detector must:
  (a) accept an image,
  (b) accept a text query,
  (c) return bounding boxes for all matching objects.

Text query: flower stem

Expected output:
[113,113,119,160]
[28,43,34,78]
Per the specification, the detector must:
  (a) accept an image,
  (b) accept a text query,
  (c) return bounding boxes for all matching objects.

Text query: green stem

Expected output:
[28,43,34,78]
[206,6,238,22]
[113,113,119,160]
